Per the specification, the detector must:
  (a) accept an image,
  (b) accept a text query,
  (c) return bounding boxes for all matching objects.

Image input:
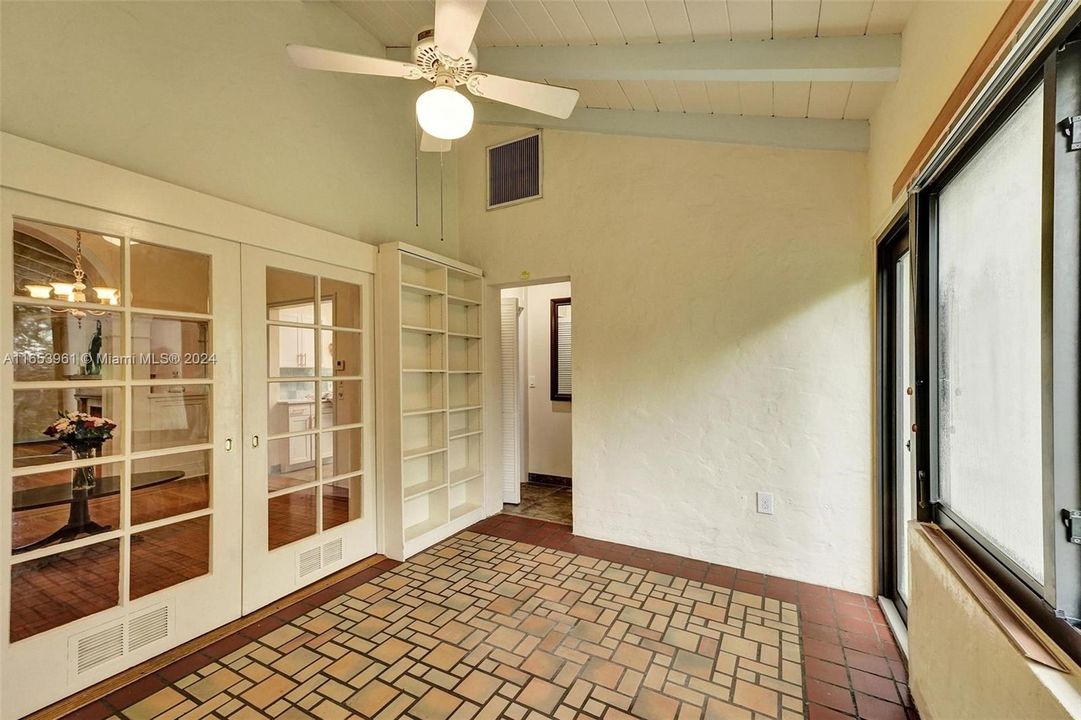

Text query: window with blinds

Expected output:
[550,297,571,401]
[487,133,542,209]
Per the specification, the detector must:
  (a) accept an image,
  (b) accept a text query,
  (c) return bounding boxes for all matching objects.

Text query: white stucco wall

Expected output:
[908,525,1081,720]
[0,0,458,254]
[524,282,573,479]
[460,127,873,593]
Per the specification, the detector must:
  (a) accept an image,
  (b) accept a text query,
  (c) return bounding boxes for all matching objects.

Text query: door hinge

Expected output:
[1063,115,1081,152]
[1063,509,1081,545]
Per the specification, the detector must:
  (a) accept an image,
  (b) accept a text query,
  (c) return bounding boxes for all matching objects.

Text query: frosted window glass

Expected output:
[937,85,1044,584]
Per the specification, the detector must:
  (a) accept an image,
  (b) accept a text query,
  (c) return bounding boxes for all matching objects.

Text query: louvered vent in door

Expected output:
[296,537,345,582]
[74,622,125,676]
[298,545,322,579]
[69,604,174,681]
[128,605,170,652]
[488,133,541,209]
[323,537,343,565]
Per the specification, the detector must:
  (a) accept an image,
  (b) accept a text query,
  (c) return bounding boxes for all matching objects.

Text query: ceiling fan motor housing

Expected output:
[412,26,477,85]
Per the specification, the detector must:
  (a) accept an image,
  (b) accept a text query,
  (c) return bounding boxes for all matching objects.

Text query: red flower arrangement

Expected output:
[44,411,116,456]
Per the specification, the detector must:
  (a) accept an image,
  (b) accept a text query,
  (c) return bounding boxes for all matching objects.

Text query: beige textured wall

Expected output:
[0,0,458,254]
[524,282,573,479]
[909,526,1081,719]
[460,127,872,593]
[867,0,1010,233]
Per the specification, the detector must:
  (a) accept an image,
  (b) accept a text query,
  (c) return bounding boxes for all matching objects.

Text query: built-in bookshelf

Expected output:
[378,243,486,559]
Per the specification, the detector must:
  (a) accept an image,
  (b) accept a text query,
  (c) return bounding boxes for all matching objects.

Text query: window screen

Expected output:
[936,84,1045,583]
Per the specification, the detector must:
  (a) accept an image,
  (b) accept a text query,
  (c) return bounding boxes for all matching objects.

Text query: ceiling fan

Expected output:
[287,0,580,151]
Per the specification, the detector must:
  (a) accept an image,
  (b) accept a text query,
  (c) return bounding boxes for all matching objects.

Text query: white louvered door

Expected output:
[500,298,521,504]
[555,303,572,397]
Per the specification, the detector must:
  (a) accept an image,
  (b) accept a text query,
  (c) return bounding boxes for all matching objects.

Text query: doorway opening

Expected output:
[499,281,572,526]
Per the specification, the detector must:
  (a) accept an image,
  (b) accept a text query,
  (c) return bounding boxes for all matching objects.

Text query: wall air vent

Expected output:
[487,132,542,209]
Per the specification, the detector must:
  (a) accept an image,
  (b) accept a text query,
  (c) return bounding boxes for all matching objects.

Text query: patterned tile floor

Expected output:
[502,484,573,526]
[60,516,916,720]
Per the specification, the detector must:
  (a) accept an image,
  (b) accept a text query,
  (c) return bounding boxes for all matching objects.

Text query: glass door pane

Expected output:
[9,220,130,641]
[124,240,215,602]
[897,251,914,604]
[265,268,320,549]
[242,247,375,613]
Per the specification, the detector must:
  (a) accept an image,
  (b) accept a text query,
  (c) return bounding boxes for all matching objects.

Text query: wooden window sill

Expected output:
[917,522,1069,672]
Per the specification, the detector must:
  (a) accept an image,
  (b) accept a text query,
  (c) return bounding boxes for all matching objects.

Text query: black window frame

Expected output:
[549,297,571,402]
[876,215,912,623]
[911,21,1081,663]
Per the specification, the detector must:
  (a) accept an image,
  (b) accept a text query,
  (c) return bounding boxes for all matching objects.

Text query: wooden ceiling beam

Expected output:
[467,36,901,83]
[473,104,869,152]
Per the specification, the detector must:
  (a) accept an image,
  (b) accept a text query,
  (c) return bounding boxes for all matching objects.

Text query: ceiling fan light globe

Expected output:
[416,86,474,140]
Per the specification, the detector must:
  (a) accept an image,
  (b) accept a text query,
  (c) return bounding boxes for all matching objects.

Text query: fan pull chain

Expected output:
[413,116,420,228]
[439,150,445,242]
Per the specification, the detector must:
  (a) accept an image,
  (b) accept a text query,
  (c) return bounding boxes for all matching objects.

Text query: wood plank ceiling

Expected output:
[336,1,913,120]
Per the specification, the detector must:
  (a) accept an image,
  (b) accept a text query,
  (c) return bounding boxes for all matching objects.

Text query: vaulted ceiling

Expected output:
[337,1,913,122]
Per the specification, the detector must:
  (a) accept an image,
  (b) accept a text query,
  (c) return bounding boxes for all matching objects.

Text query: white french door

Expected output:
[1,190,244,718]
[240,247,376,612]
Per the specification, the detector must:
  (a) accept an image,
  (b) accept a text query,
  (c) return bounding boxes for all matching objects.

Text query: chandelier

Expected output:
[23,231,119,322]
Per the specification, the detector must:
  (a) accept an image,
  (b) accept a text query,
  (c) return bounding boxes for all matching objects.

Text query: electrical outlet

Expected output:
[756,492,774,515]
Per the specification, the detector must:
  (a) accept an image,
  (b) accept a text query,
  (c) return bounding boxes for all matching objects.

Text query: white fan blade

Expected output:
[420,132,453,153]
[467,74,579,119]
[286,44,417,79]
[435,0,486,60]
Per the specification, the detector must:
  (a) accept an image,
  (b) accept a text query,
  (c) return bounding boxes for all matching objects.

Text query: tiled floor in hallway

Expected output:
[502,483,573,526]
[61,516,915,720]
